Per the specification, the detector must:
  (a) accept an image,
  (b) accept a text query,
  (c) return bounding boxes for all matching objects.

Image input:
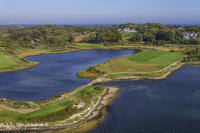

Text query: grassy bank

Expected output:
[74,43,111,49]
[78,49,185,79]
[0,86,121,133]
[0,46,81,73]
[0,86,105,124]
[0,48,23,70]
[0,48,39,72]
[0,42,187,73]
[74,42,191,52]
[16,48,79,58]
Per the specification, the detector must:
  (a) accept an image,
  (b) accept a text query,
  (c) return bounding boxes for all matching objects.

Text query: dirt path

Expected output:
[0,61,181,113]
[0,78,99,113]
[0,59,181,114]
[0,87,119,132]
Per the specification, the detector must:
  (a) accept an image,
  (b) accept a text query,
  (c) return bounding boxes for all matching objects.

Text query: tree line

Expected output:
[0,23,200,50]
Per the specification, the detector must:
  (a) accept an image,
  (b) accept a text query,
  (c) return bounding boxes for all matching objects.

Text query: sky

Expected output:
[0,0,200,25]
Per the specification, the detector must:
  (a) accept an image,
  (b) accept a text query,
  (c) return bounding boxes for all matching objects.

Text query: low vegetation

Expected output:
[0,86,105,124]
[0,47,38,72]
[75,43,110,49]
[184,47,200,62]
[0,48,24,69]
[78,49,185,78]
[0,23,200,53]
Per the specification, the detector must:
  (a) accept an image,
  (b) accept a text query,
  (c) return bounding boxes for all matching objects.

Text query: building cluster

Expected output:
[183,31,198,39]
[118,27,137,33]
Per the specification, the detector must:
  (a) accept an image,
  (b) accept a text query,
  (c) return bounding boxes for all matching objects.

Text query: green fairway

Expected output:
[78,49,185,78]
[75,43,110,49]
[0,108,21,122]
[0,48,39,72]
[0,48,24,70]
[0,86,104,123]
[17,99,73,121]
[95,49,185,72]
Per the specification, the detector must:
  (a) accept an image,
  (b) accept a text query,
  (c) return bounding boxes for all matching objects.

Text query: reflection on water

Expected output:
[0,49,135,101]
[87,65,200,133]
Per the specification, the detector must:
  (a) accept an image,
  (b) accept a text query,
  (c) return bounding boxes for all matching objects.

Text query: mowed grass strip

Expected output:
[0,48,24,70]
[92,49,185,73]
[17,99,73,121]
[0,86,104,123]
[17,86,103,122]
[0,107,21,122]
[75,43,110,49]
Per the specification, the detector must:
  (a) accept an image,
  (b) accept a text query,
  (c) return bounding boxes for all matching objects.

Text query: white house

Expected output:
[183,31,198,39]
[118,27,137,33]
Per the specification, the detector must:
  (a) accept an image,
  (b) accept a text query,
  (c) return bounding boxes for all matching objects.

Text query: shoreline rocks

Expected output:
[0,87,120,132]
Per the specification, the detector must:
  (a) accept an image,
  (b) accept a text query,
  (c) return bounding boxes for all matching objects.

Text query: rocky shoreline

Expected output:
[0,87,119,133]
[1,61,198,132]
[91,61,200,83]
[0,47,198,133]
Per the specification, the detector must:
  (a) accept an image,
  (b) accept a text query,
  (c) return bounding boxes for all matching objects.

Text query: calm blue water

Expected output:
[0,49,135,101]
[1,49,200,133]
[87,65,200,133]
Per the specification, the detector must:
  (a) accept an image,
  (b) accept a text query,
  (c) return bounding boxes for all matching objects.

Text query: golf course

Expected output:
[78,49,185,79]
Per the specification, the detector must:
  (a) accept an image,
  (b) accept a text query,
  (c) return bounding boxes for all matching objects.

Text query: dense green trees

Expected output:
[69,34,75,42]
[156,30,175,42]
[0,23,199,50]
[85,31,121,43]
[128,25,199,45]
[1,25,77,49]
[184,48,200,61]
[143,34,155,43]
[129,34,143,42]
[184,26,200,32]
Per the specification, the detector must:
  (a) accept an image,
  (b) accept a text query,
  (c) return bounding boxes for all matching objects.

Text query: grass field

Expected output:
[78,49,185,78]
[0,86,104,123]
[0,48,39,72]
[120,32,133,39]
[0,48,24,70]
[75,43,110,49]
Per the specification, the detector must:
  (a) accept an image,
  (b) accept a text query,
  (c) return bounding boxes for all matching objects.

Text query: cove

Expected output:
[0,49,135,101]
[88,65,200,133]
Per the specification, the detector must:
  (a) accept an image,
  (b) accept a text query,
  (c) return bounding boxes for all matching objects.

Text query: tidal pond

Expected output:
[0,49,135,101]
